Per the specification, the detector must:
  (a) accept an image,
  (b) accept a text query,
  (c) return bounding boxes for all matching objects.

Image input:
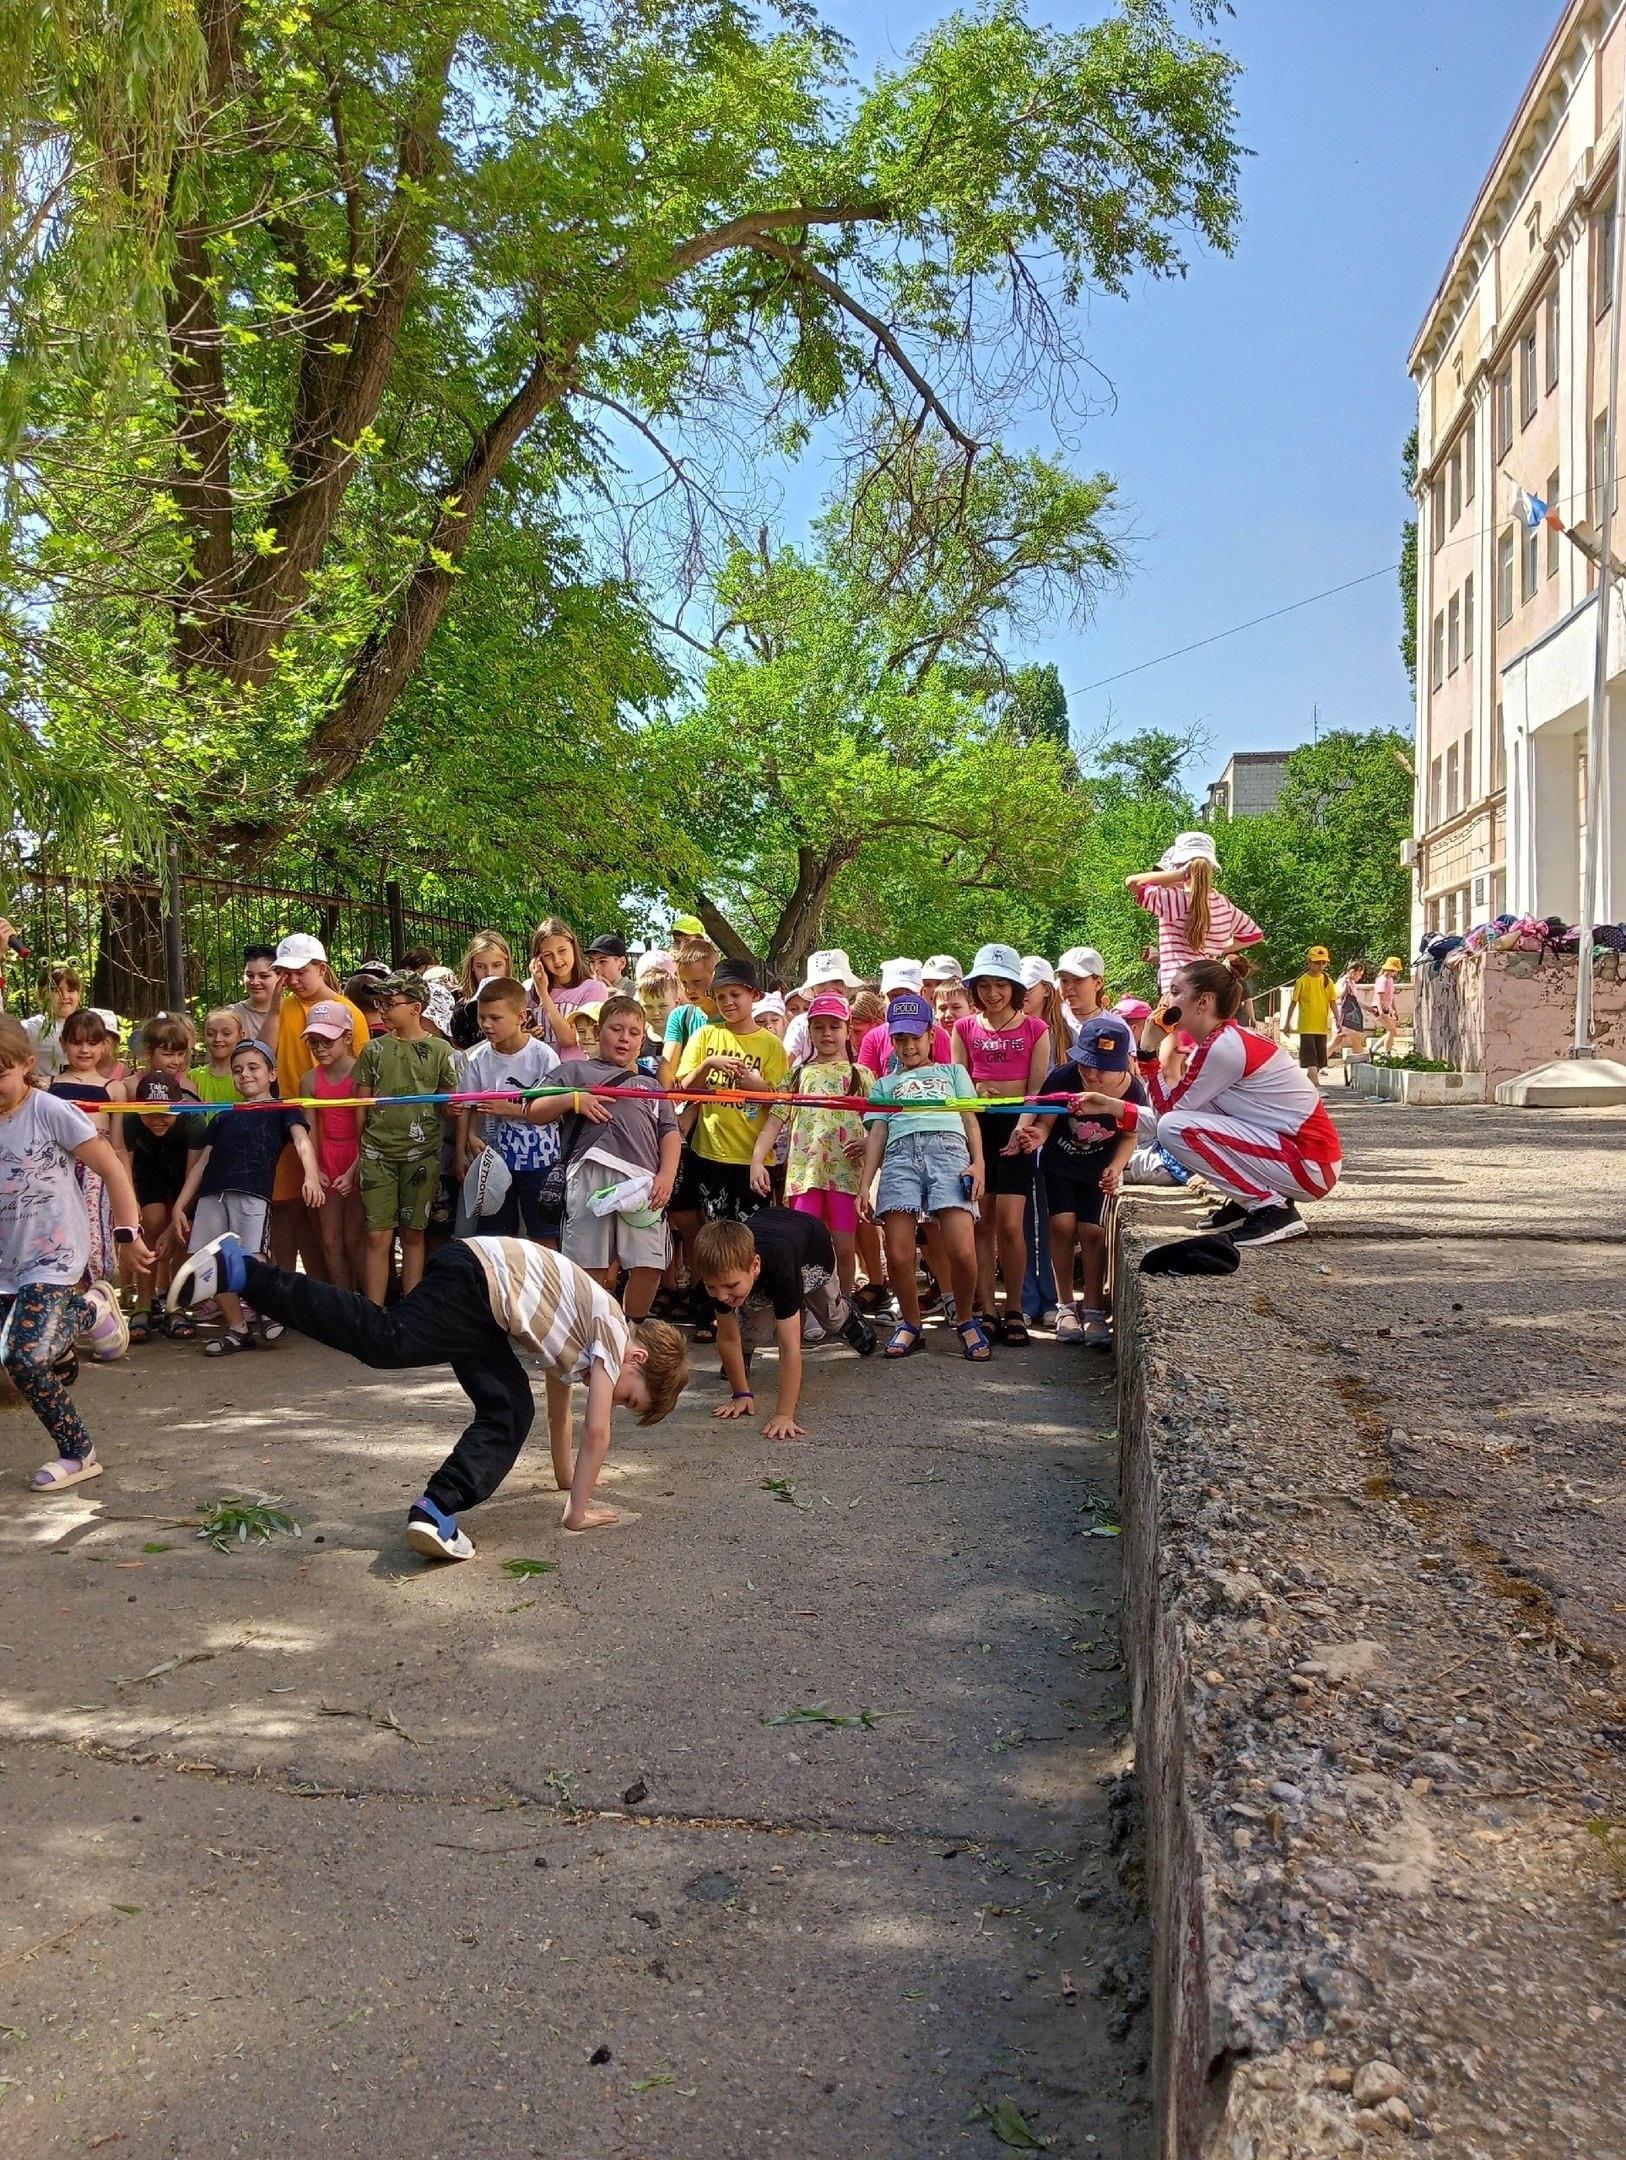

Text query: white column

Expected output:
[1468,374,1496,803]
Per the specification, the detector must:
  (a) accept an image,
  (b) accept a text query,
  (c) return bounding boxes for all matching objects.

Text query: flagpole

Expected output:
[1575,107,1626,1057]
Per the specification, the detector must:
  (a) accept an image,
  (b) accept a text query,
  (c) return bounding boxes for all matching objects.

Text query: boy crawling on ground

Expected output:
[696,1211,875,1441]
[171,1232,689,1558]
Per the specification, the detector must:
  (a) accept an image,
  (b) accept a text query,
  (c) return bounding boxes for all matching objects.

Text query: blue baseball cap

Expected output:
[886,991,936,1038]
[1073,1014,1136,1072]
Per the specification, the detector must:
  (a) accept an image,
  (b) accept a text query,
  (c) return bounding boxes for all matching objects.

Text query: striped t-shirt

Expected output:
[1135,882,1263,991]
[465,1238,630,1380]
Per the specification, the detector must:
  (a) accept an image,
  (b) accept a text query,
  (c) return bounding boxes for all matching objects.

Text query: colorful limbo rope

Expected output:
[107,1082,1084,1119]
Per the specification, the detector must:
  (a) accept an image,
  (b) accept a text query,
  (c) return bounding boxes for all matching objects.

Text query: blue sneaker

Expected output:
[168,1233,249,1309]
[405,1497,475,1563]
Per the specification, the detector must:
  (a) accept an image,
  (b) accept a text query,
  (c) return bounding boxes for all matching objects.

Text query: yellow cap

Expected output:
[671,913,705,936]
[1307,944,1330,963]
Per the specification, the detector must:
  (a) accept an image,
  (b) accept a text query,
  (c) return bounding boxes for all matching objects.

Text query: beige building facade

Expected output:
[1409,0,1626,943]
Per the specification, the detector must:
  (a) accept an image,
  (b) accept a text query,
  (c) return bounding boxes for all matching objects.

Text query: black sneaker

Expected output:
[1227,1202,1307,1249]
[840,1310,878,1357]
[1205,1199,1249,1232]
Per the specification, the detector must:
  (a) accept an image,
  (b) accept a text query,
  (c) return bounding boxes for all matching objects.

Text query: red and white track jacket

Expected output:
[1116,1023,1342,1164]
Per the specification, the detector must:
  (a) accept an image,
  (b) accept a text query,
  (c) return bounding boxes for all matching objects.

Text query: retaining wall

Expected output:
[1414,948,1626,1092]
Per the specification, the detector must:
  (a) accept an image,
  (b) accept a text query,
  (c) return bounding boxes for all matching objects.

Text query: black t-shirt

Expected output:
[1040,1062,1148,1175]
[709,1205,836,1321]
[125,1073,200,1170]
[197,1103,308,1201]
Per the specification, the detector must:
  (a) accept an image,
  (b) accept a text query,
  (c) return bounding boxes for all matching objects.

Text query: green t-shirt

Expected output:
[864,1062,969,1143]
[187,1066,240,1129]
[354,1033,458,1160]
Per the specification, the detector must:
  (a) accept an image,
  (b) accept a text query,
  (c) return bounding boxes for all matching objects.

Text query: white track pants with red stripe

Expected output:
[1157,1107,1340,1208]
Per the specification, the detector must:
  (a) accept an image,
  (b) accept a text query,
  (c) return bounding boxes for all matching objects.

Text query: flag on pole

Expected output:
[1513,486,1565,532]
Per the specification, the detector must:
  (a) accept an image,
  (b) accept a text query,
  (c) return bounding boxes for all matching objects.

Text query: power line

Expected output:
[1067,563,1401,697]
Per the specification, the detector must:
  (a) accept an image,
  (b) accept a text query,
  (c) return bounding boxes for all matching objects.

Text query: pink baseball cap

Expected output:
[301,1000,353,1040]
[807,992,851,1021]
[1114,995,1152,1024]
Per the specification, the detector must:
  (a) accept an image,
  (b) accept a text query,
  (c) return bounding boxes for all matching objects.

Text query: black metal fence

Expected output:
[3,852,519,1018]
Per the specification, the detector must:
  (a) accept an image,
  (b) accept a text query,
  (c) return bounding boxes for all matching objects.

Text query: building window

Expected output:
[1545,287,1560,390]
[1462,730,1474,810]
[1446,741,1460,818]
[1464,409,1476,502]
[1522,519,1539,602]
[1547,467,1561,578]
[1450,447,1462,526]
[1430,611,1445,689]
[1492,702,1506,791]
[1463,571,1475,657]
[1447,593,1460,673]
[1594,412,1616,521]
[1596,198,1617,318]
[1429,754,1443,826]
[1491,869,1507,915]
[1518,325,1538,426]
[1497,529,1515,622]
[1430,475,1445,550]
[1495,367,1514,453]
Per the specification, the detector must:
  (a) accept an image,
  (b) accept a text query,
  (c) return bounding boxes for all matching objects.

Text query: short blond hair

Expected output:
[630,1318,690,1425]
[694,1218,754,1280]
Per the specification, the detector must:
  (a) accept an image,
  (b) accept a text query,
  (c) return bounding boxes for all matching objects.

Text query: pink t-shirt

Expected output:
[1134,882,1263,991]
[856,1019,952,1076]
[953,1012,1049,1088]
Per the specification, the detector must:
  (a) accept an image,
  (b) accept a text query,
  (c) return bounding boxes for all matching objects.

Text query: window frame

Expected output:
[1447,593,1460,674]
[1497,529,1515,623]
[1494,367,1514,453]
[1464,570,1475,658]
[1518,324,1538,427]
[1464,410,1476,502]
[1544,287,1560,391]
[1521,519,1539,603]
[1597,199,1617,320]
[1431,610,1445,690]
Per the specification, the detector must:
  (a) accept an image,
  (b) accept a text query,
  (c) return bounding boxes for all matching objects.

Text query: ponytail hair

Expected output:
[1174,957,1244,1021]
[1185,858,1213,955]
[1035,982,1072,1066]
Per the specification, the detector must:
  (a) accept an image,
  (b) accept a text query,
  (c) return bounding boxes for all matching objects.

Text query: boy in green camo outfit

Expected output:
[353,973,458,1303]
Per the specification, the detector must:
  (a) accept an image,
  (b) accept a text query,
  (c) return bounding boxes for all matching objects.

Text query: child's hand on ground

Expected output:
[748,1162,772,1197]
[714,1393,755,1420]
[762,1413,808,1442]
[562,1502,618,1531]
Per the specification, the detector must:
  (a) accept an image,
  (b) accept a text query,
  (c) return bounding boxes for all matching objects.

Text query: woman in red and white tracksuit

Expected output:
[1082,959,1341,1247]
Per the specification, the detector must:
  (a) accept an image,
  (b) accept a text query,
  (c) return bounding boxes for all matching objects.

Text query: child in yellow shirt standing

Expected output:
[1284,945,1336,1086]
[674,959,789,1233]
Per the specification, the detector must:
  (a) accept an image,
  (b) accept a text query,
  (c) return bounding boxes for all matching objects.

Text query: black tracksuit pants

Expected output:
[243,1244,534,1514]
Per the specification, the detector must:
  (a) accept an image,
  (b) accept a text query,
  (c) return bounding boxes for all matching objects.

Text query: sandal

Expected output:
[127,1308,154,1345]
[978,1310,1006,1344]
[1054,1306,1084,1343]
[884,1321,923,1359]
[853,1283,891,1316]
[204,1329,255,1357]
[258,1319,286,1343]
[1002,1316,1031,1347]
[166,1312,197,1340]
[33,1449,103,1491]
[956,1318,993,1362]
[916,1280,943,1315]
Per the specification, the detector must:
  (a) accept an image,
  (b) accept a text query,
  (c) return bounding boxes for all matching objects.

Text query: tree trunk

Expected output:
[765,843,857,985]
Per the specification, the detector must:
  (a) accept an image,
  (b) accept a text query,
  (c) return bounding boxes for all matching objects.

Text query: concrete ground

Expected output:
[0,1307,1150,2157]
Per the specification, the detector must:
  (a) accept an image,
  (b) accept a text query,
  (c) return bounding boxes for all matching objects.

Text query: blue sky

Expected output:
[811,0,1556,789]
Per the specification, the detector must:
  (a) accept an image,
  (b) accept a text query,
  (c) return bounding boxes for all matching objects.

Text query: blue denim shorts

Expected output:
[874,1130,974,1219]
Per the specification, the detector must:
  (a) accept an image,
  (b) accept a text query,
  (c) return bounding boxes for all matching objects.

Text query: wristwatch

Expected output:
[113,1225,139,1244]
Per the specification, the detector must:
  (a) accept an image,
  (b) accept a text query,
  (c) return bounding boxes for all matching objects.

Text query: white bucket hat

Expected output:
[1018,955,1055,990]
[966,941,1025,987]
[1158,830,1219,874]
[1057,945,1106,980]
[274,932,327,970]
[462,1147,512,1221]
[799,947,860,994]
[879,957,925,996]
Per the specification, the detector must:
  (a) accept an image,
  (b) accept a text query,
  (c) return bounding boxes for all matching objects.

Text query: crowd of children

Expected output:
[1,872,1352,1563]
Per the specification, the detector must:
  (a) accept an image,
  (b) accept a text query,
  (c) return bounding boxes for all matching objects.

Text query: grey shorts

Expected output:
[190,1191,270,1256]
[874,1130,975,1220]
[560,1159,671,1273]
[734,1269,848,1356]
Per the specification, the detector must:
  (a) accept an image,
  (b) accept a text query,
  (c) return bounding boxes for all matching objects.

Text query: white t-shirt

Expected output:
[0,1088,96,1292]
[465,1238,631,1377]
[463,1037,561,1172]
[22,1012,68,1078]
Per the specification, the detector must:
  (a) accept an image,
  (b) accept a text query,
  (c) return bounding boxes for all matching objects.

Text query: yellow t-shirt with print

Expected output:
[676,1024,790,1164]
[1293,972,1335,1034]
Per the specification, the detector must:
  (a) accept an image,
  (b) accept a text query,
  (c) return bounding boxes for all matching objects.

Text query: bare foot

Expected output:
[562,1503,619,1532]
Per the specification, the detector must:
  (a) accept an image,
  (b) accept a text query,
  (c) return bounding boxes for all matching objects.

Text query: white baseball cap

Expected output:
[1057,945,1106,980]
[879,957,924,996]
[1158,830,1219,873]
[799,947,860,994]
[635,947,679,981]
[274,933,327,970]
[966,941,1025,986]
[1018,955,1055,990]
[921,953,962,984]
[752,991,788,1020]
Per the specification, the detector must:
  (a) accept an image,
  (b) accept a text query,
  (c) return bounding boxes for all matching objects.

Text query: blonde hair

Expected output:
[673,933,718,965]
[1033,982,1073,1066]
[630,1318,691,1425]
[637,969,679,1024]
[460,930,513,998]
[1185,859,1213,955]
[0,1013,42,1079]
[203,1005,244,1040]
[849,989,885,1033]
[694,1218,755,1279]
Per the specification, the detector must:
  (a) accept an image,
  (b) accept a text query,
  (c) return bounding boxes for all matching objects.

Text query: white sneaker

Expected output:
[404,1499,475,1562]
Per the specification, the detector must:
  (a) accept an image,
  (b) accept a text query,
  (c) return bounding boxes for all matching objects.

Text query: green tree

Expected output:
[3,0,1243,866]
[1001,663,1070,748]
